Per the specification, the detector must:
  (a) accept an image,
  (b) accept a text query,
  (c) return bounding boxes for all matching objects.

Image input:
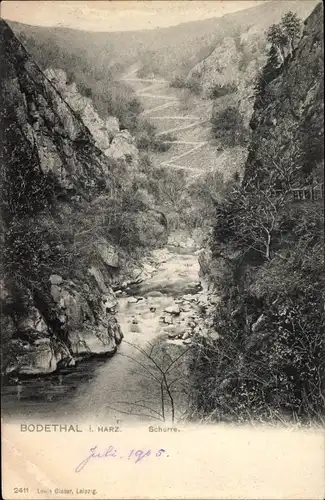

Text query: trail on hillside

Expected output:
[121,67,219,176]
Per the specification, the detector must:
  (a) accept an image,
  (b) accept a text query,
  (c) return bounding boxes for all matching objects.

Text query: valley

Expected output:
[1,0,324,428]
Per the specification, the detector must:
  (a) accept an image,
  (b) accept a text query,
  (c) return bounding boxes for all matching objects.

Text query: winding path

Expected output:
[121,67,216,175]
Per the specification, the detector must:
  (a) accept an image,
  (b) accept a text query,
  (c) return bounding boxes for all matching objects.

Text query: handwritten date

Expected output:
[75,446,167,472]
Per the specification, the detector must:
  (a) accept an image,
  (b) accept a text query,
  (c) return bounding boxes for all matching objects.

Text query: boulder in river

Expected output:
[147,291,164,298]
[161,315,173,325]
[179,302,192,312]
[127,297,138,304]
[182,294,198,303]
[97,240,119,268]
[50,274,64,285]
[182,331,191,340]
[164,304,181,315]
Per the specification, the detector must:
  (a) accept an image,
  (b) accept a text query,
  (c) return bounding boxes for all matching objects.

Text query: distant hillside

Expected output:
[6,20,143,132]
[135,0,318,78]
[6,1,317,146]
[179,0,318,183]
[7,1,318,83]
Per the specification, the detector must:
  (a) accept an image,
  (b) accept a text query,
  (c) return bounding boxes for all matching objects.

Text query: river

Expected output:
[2,246,202,425]
[3,68,212,425]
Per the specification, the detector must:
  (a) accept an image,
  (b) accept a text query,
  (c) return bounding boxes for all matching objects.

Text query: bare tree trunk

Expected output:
[160,383,165,421]
[288,37,293,58]
[265,231,271,260]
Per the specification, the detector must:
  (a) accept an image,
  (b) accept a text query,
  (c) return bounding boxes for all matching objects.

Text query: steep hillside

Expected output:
[6,20,144,135]
[179,2,318,205]
[246,2,324,185]
[0,20,165,377]
[191,3,324,424]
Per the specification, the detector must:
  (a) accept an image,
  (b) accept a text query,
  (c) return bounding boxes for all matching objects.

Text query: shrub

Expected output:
[136,124,176,153]
[170,75,201,95]
[185,76,201,95]
[189,174,324,424]
[207,82,238,100]
[170,76,187,89]
[78,82,92,98]
[211,106,247,147]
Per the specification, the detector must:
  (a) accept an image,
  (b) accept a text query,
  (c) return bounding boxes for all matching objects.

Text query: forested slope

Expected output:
[191,3,324,424]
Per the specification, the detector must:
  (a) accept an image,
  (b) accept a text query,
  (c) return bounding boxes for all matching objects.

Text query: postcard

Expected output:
[1,1,324,499]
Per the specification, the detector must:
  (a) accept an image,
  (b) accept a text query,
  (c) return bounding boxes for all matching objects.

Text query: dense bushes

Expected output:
[170,73,202,95]
[136,122,176,153]
[191,5,324,424]
[207,82,238,100]
[211,106,247,147]
[190,178,324,423]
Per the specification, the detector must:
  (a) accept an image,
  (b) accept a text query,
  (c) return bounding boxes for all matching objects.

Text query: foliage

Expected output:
[267,11,302,63]
[255,12,302,102]
[136,122,176,153]
[211,106,247,147]
[207,82,238,100]
[14,30,143,133]
[191,175,324,423]
[170,74,202,95]
[137,50,162,78]
[170,76,187,89]
[254,45,281,104]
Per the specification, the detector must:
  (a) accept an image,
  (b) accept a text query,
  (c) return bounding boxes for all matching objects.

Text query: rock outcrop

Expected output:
[0,20,127,376]
[44,68,140,167]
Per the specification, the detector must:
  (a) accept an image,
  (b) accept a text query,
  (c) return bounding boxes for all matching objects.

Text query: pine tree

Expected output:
[281,11,302,57]
[266,23,287,65]
[254,45,280,100]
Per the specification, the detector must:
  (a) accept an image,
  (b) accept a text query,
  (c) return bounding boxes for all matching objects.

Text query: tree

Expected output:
[266,23,287,65]
[256,12,303,102]
[254,45,281,100]
[106,341,191,423]
[281,11,302,57]
[266,12,302,67]
[211,106,246,147]
[215,182,286,262]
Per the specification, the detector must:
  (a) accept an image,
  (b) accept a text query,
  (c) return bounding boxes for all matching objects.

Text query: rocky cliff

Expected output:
[191,3,324,423]
[43,68,140,168]
[0,20,164,377]
[246,2,324,186]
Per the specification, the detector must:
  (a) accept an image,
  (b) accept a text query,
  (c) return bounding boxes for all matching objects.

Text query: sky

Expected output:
[1,1,266,32]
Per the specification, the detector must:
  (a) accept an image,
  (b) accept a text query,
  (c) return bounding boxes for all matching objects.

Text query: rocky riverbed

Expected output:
[2,245,214,424]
